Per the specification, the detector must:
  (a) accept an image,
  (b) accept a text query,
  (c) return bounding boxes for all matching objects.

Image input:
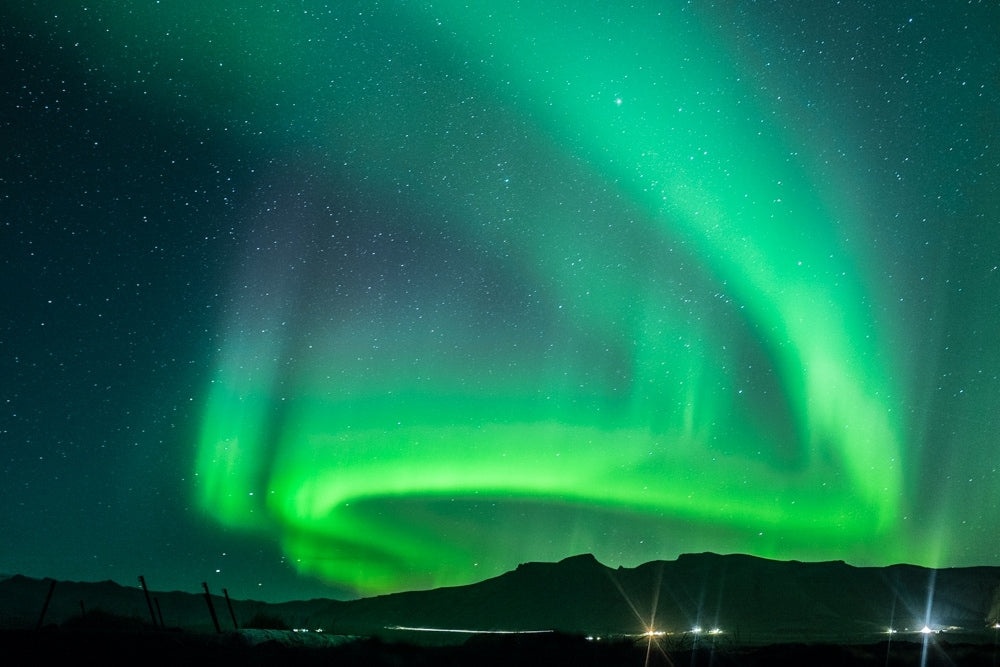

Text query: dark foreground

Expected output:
[4,628,1000,666]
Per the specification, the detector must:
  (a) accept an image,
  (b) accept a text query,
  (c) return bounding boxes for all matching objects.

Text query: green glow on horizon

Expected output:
[183,2,912,595]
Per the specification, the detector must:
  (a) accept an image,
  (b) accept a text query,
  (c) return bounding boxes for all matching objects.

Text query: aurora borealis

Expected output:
[4,2,1000,601]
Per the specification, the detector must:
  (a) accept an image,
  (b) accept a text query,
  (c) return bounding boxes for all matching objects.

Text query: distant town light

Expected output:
[920,625,933,634]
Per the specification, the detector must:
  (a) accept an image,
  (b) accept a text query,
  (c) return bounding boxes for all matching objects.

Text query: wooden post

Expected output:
[155,597,165,628]
[222,588,239,630]
[138,576,158,628]
[36,579,56,630]
[202,582,222,633]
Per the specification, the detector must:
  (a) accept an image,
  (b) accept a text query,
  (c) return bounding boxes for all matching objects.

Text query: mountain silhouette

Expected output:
[4,553,1000,645]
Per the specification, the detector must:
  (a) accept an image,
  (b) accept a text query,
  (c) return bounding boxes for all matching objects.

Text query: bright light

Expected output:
[708,628,722,635]
[886,628,897,634]
[644,628,666,637]
[691,626,702,634]
[920,625,933,635]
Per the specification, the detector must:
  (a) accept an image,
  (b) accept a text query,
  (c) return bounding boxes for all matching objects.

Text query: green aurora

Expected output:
[12,1,997,597]
[194,2,906,594]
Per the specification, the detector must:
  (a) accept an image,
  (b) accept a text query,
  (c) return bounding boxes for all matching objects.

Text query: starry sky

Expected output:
[2,1,999,602]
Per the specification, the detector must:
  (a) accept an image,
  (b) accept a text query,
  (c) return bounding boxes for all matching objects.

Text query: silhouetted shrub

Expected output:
[242,611,290,630]
[61,608,148,631]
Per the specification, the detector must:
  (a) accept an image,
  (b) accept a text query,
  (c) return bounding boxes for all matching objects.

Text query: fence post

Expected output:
[223,588,239,630]
[138,576,158,628]
[202,582,222,633]
[35,579,56,629]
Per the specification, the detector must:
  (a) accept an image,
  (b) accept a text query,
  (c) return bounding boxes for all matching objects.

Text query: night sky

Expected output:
[3,1,999,602]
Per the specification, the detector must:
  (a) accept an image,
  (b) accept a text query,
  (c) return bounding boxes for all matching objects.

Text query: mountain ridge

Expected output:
[4,552,1000,644]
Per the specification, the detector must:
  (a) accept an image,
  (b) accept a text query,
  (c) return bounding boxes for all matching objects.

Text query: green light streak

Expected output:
[21,1,907,593]
[418,0,902,512]
[187,3,908,594]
